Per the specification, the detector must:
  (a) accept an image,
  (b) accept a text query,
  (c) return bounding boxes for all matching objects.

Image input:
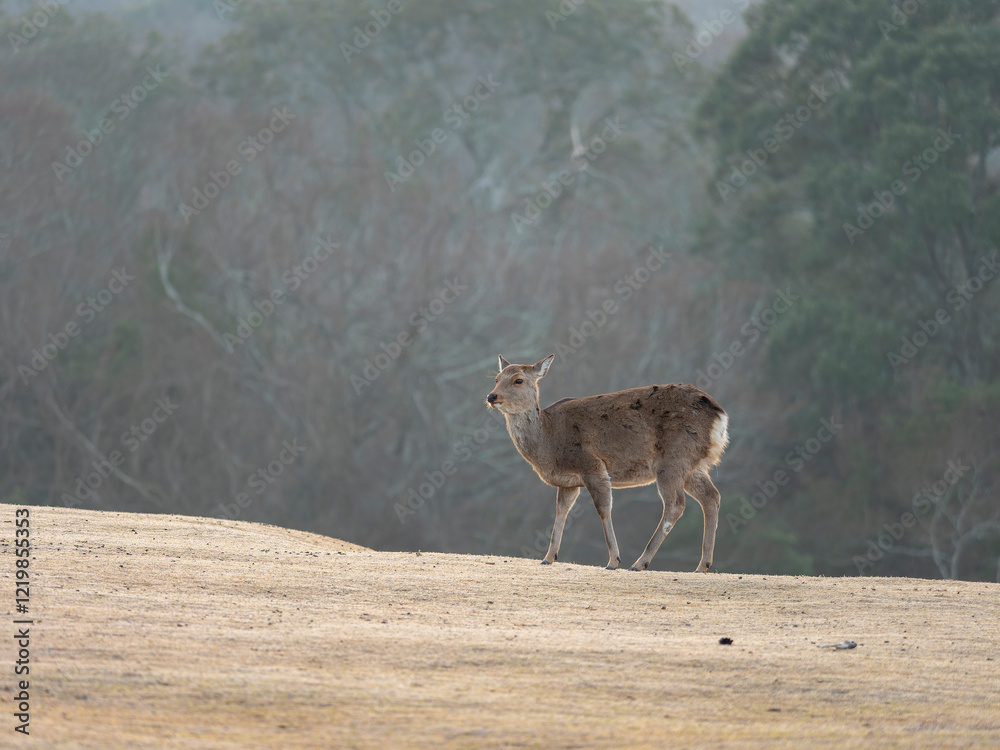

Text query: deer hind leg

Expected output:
[630,467,686,571]
[542,486,581,564]
[583,473,621,570]
[685,468,721,573]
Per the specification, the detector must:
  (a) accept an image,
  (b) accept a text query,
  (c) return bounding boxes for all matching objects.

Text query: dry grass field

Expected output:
[1,505,998,748]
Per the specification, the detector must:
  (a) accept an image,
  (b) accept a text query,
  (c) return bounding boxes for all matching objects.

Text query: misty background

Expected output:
[1,0,998,580]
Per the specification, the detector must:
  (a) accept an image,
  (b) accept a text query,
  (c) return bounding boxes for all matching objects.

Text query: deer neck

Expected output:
[503,405,549,463]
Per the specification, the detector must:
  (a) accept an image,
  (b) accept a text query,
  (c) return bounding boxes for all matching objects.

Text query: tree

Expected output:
[697,0,1000,395]
[694,0,1000,579]
[195,0,703,248]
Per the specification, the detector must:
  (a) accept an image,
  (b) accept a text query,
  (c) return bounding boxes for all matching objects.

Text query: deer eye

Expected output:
[514,378,523,385]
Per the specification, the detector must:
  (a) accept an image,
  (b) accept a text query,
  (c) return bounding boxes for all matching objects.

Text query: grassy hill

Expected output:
[3,506,998,748]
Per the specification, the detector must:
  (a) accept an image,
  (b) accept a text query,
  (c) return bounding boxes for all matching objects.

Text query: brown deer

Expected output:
[486,355,728,572]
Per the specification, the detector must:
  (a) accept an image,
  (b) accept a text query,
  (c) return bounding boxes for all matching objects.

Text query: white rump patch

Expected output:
[700,412,730,469]
[710,413,729,451]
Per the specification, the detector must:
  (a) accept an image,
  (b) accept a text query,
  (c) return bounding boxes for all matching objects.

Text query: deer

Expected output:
[486,354,728,572]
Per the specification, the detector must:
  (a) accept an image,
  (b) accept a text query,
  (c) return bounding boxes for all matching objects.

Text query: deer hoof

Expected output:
[540,559,553,565]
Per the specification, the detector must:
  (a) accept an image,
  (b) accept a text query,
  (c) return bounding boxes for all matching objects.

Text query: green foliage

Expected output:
[3,487,28,507]
[697,0,1000,386]
[0,11,172,121]
[728,522,816,576]
[3,0,997,581]
[195,0,691,219]
[700,9,997,264]
[695,0,1000,580]
[111,320,142,372]
[893,378,1000,448]
[764,293,896,408]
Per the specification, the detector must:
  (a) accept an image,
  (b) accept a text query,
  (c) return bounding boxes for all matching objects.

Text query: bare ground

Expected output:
[2,505,999,749]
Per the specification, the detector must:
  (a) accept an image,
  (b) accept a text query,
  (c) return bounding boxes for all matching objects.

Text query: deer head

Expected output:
[486,354,554,414]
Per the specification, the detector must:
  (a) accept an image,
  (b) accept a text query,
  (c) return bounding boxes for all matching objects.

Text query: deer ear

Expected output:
[498,355,511,371]
[534,354,555,378]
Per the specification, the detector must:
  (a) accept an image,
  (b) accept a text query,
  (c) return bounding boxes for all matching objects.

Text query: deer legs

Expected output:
[686,469,721,573]
[542,486,580,564]
[541,469,720,572]
[584,473,621,570]
[544,478,621,570]
[630,468,720,572]
[630,473,686,571]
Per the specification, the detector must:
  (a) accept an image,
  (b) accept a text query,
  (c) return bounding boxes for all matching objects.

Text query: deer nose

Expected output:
[487,393,498,403]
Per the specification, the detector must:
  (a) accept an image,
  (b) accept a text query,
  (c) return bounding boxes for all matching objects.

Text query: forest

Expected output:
[1,0,998,580]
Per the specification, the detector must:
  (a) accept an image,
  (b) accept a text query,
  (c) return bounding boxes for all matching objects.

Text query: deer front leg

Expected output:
[583,473,621,570]
[542,486,581,564]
